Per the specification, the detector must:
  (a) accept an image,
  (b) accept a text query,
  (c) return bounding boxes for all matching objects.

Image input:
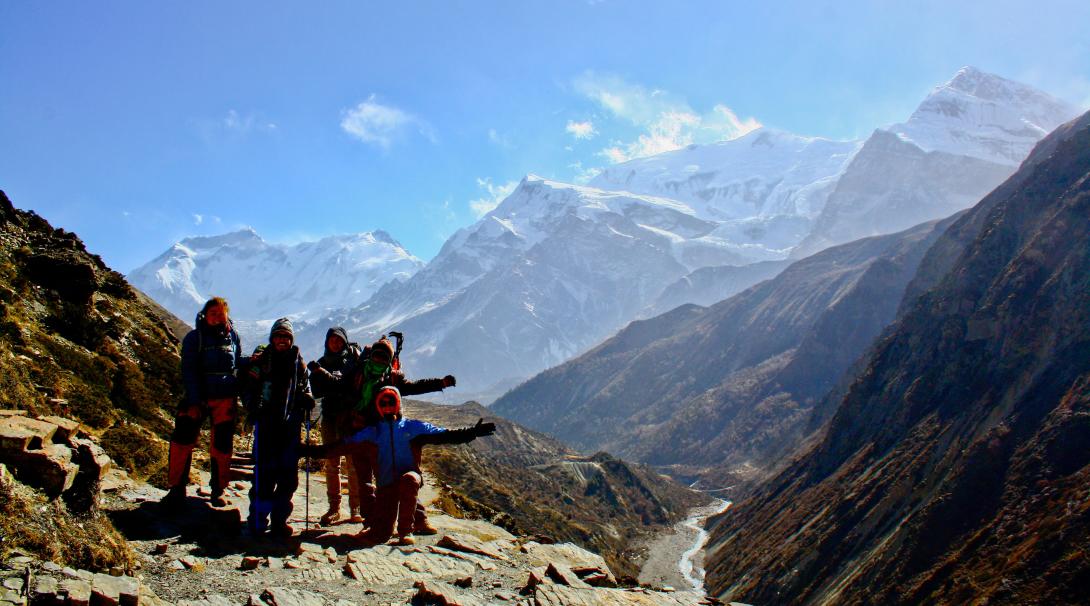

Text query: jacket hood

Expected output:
[324,326,350,356]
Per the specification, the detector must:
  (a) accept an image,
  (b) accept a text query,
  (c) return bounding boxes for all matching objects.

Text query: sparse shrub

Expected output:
[100,423,168,485]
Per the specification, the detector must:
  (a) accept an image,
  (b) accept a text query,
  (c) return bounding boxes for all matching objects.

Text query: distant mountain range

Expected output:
[132,68,1079,395]
[706,110,1090,605]
[127,228,422,350]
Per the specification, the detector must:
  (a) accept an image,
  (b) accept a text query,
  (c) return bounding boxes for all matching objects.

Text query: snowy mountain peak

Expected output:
[129,227,424,352]
[178,227,265,250]
[890,66,1080,165]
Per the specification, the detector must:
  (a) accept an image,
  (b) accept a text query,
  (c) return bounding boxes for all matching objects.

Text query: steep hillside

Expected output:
[706,111,1090,605]
[0,191,182,480]
[493,213,955,487]
[404,399,709,580]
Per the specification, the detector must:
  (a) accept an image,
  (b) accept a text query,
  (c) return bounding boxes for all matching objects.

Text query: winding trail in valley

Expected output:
[639,497,732,593]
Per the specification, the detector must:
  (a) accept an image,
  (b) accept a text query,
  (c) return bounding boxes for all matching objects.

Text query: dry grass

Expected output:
[0,470,135,571]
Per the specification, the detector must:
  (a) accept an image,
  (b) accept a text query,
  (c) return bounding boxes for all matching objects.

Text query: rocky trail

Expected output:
[1,411,724,606]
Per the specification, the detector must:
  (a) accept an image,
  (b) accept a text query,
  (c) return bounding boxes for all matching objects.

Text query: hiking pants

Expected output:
[321,416,361,512]
[167,398,237,493]
[361,471,421,543]
[248,421,300,533]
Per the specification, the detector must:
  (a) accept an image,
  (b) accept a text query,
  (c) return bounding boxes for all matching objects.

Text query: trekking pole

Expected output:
[304,413,311,530]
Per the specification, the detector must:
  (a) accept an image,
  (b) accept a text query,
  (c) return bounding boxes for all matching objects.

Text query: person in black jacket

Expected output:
[309,327,363,526]
[307,335,455,528]
[243,317,314,538]
[162,297,243,510]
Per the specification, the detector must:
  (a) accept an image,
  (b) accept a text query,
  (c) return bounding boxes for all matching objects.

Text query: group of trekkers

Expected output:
[160,296,495,546]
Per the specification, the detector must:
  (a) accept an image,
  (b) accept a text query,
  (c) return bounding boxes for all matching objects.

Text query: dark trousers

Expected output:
[248,421,300,533]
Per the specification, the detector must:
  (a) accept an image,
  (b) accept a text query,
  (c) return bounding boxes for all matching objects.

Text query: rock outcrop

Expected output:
[705,111,1090,605]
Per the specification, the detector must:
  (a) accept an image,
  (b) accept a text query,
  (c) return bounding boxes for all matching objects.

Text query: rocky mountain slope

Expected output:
[493,213,956,488]
[705,110,1090,605]
[1,192,708,594]
[298,68,1073,401]
[1,410,712,606]
[0,190,182,480]
[405,399,708,580]
[129,228,422,355]
[793,66,1079,257]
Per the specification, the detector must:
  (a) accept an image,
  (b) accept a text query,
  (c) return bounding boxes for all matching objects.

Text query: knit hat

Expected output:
[370,337,395,362]
[270,317,294,341]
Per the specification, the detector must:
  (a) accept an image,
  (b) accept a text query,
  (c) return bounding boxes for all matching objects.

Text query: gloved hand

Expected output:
[473,418,496,437]
[298,392,316,411]
[443,375,457,388]
[307,360,322,373]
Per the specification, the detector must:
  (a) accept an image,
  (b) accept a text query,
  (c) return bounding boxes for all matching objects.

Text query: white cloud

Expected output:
[565,120,598,140]
[341,95,435,149]
[568,161,602,184]
[488,128,513,148]
[223,110,277,134]
[469,177,519,217]
[193,214,204,226]
[573,71,761,163]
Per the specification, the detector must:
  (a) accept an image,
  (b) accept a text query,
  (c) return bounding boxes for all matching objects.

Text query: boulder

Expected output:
[6,444,78,496]
[39,417,82,443]
[0,416,57,451]
[436,534,505,560]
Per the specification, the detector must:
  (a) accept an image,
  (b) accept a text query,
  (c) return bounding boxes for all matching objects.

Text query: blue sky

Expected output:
[2,0,1088,272]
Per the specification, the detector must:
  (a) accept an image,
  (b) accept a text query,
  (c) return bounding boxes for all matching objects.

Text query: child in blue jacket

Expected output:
[334,386,495,545]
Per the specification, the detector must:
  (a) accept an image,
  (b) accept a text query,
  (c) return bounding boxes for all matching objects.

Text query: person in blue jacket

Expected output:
[243,317,315,538]
[162,297,243,510]
[326,386,495,545]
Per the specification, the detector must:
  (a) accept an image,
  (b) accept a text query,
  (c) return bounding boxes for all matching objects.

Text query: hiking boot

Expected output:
[319,508,342,527]
[395,534,415,546]
[347,508,364,524]
[270,523,294,539]
[414,520,439,536]
[209,489,228,508]
[160,485,186,511]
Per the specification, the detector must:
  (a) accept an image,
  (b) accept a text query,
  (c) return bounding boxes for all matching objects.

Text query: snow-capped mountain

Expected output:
[301,68,1078,400]
[589,128,862,256]
[129,228,423,350]
[793,67,1080,257]
[305,176,761,398]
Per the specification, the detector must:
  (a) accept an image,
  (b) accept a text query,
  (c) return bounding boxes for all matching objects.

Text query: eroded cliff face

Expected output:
[706,112,1090,606]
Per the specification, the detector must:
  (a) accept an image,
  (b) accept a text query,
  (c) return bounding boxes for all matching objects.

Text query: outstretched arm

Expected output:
[412,418,496,447]
[395,372,456,396]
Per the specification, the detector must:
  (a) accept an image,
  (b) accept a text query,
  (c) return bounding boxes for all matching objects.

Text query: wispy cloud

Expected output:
[469,177,519,217]
[573,71,761,163]
[193,213,204,226]
[488,128,513,148]
[568,161,602,184]
[341,95,435,149]
[565,120,598,140]
[224,109,278,134]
